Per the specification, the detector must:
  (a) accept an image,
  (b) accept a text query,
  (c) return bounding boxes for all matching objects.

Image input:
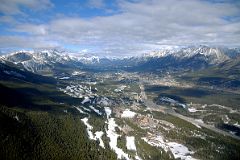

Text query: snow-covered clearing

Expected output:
[121,109,136,118]
[104,107,112,119]
[104,107,140,160]
[80,106,91,112]
[106,118,130,160]
[14,115,19,122]
[81,117,105,148]
[126,136,136,151]
[188,107,197,113]
[159,97,186,108]
[59,77,70,80]
[135,154,142,160]
[234,122,240,128]
[195,119,204,124]
[192,123,201,129]
[167,142,195,160]
[74,106,87,114]
[95,131,105,148]
[81,117,94,139]
[105,107,130,160]
[142,135,168,152]
[82,96,91,104]
[89,105,102,115]
[142,133,195,160]
[72,71,85,76]
[59,84,95,99]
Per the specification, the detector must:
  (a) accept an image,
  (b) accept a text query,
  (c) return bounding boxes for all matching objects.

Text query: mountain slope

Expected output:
[183,56,240,91]
[0,61,117,160]
[2,46,240,73]
[126,46,235,71]
[81,46,239,71]
[2,50,84,75]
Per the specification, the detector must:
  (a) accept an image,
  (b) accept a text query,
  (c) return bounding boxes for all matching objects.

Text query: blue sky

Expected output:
[0,0,240,56]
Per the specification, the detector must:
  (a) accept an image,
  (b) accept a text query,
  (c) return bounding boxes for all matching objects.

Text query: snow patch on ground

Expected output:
[105,107,130,160]
[195,119,204,124]
[142,133,195,160]
[142,135,168,152]
[81,117,105,148]
[202,104,207,108]
[81,106,91,112]
[104,107,112,119]
[81,117,94,139]
[89,105,102,115]
[14,115,19,122]
[159,97,186,108]
[106,118,130,160]
[135,154,142,160]
[72,71,84,76]
[234,122,240,128]
[82,96,91,104]
[121,109,136,118]
[188,107,197,113]
[126,136,136,151]
[59,84,95,99]
[167,142,195,160]
[95,131,105,148]
[59,77,70,80]
[192,123,201,129]
[74,106,87,114]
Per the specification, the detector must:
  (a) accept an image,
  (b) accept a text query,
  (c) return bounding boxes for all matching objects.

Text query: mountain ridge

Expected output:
[1,46,240,73]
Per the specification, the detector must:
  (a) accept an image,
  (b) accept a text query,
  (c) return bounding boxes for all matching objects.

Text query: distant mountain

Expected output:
[146,46,230,63]
[81,46,240,71]
[183,56,240,90]
[1,50,85,74]
[1,46,240,73]
[69,53,100,64]
[131,46,234,70]
[0,59,56,85]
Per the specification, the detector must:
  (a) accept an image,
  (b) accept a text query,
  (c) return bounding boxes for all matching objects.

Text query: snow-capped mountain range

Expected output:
[142,46,231,64]
[1,50,83,73]
[1,46,240,73]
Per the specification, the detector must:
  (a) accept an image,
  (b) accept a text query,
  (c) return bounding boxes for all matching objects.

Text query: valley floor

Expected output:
[0,68,240,160]
[56,70,240,160]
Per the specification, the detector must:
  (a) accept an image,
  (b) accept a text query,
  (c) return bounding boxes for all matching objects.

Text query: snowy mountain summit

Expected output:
[143,46,232,64]
[1,46,240,73]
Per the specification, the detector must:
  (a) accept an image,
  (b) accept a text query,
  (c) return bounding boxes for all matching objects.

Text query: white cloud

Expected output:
[0,15,16,24]
[1,0,240,56]
[87,0,105,9]
[11,24,48,35]
[0,35,59,49]
[0,0,54,15]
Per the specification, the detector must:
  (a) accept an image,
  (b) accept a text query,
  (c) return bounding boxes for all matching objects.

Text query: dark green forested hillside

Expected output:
[0,106,116,160]
[0,62,116,160]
